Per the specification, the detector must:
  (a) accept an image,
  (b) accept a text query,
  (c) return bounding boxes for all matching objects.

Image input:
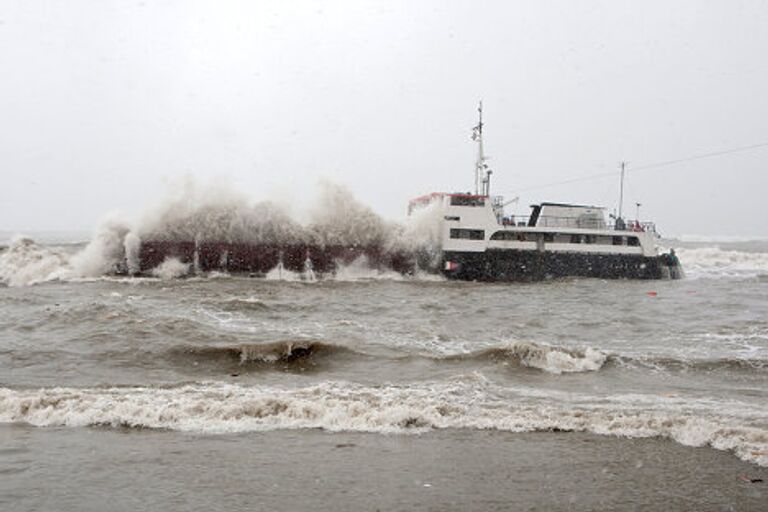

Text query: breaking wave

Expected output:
[462,342,607,374]
[0,179,441,286]
[674,246,768,280]
[166,340,607,374]
[0,237,71,287]
[151,257,190,279]
[0,218,132,287]
[2,380,766,466]
[425,341,766,376]
[170,340,349,364]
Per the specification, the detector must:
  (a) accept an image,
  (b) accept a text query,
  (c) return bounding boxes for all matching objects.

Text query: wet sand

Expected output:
[1,425,765,511]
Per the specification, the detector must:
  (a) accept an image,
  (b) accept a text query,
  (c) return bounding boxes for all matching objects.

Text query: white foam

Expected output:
[0,219,132,287]
[492,342,608,374]
[151,257,190,279]
[392,200,443,258]
[675,234,768,244]
[1,380,766,466]
[0,179,450,285]
[307,180,398,248]
[332,256,405,281]
[0,237,72,286]
[265,262,303,281]
[68,216,130,278]
[328,256,444,282]
[534,346,607,374]
[124,232,141,275]
[674,247,768,279]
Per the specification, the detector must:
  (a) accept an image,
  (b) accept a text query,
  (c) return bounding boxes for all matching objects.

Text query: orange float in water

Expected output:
[646,291,658,296]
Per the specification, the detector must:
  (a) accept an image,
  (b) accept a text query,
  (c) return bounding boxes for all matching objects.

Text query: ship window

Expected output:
[450,195,485,207]
[543,233,555,242]
[570,234,583,244]
[597,236,613,245]
[612,236,624,246]
[627,236,640,247]
[584,235,596,244]
[444,216,460,221]
[450,228,485,240]
[490,231,538,241]
[490,231,515,240]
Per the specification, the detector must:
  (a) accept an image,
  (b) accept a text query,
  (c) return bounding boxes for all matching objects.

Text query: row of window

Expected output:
[450,229,640,246]
[449,228,485,240]
[450,196,485,207]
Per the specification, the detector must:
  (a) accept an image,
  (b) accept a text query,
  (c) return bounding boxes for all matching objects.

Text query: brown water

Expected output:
[1,238,767,510]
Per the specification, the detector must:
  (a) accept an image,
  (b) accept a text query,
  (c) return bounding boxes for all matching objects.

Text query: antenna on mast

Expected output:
[618,161,627,220]
[471,101,491,195]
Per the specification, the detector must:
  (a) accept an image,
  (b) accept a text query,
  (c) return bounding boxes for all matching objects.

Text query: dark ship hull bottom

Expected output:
[442,249,682,281]
[134,241,681,281]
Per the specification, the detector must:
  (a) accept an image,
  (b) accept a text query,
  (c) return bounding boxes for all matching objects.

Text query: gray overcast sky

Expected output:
[1,0,767,237]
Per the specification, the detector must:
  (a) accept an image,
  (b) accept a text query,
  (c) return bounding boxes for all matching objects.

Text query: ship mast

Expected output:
[618,160,627,220]
[472,101,491,195]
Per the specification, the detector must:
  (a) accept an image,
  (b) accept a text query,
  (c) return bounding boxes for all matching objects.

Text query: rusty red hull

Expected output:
[137,240,416,275]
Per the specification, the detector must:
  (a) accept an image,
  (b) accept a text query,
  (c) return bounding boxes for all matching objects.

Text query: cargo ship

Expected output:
[133,104,682,281]
[406,102,682,281]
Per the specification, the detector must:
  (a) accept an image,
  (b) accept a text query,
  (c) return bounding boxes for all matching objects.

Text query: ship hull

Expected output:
[135,241,680,281]
[442,249,680,281]
[137,240,415,276]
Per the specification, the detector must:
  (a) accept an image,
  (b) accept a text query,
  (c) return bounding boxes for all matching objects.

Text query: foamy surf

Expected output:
[673,246,768,280]
[0,237,72,286]
[466,342,607,374]
[151,257,190,279]
[1,380,766,467]
[0,180,445,286]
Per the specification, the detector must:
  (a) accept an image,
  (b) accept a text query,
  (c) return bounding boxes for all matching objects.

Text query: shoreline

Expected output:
[1,426,766,511]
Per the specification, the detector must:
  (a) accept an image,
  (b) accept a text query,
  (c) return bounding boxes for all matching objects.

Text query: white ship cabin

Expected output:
[407,193,660,258]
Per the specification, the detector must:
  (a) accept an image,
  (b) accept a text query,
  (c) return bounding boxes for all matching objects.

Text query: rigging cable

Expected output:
[509,140,768,193]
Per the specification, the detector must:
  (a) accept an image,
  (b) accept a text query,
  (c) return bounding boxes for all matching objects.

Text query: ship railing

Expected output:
[497,215,656,233]
[609,221,657,234]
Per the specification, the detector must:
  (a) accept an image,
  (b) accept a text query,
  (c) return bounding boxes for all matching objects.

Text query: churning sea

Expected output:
[1,233,767,511]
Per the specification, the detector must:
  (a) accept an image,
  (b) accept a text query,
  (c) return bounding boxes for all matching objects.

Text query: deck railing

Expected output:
[498,215,656,233]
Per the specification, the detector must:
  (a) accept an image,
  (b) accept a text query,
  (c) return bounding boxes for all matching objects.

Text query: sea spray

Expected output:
[151,257,190,279]
[0,237,71,286]
[134,177,306,245]
[0,179,447,285]
[306,180,398,248]
[673,246,768,279]
[392,199,444,268]
[68,216,131,277]
[124,232,141,275]
[332,255,406,281]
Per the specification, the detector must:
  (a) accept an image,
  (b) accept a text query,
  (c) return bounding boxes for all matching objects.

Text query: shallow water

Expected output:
[1,238,767,509]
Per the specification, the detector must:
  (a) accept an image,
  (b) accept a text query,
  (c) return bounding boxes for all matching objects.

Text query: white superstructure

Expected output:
[408,193,660,258]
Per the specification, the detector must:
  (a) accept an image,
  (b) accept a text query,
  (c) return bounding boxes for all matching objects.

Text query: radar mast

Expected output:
[471,101,492,195]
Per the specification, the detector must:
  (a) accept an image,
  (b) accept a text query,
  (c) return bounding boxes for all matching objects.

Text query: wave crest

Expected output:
[674,246,768,280]
[171,340,345,364]
[0,237,70,286]
[0,180,444,285]
[2,381,766,467]
[467,342,607,374]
